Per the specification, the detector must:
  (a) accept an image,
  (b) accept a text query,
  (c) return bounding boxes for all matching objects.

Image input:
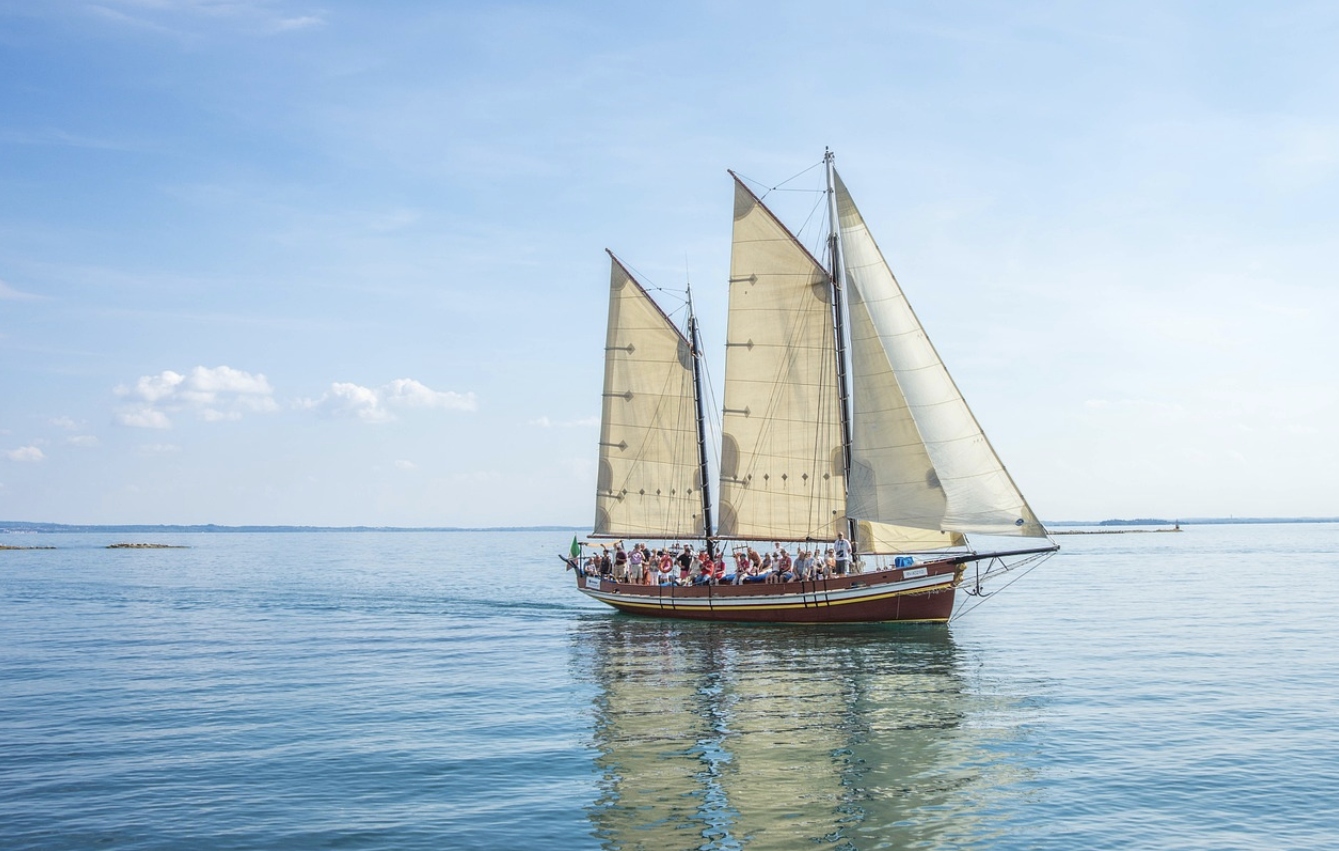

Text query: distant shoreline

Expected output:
[3,518,1336,534]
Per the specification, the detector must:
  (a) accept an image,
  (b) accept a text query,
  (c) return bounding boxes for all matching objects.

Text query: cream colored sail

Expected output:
[594,254,706,538]
[857,520,965,553]
[835,172,1046,537]
[717,178,846,540]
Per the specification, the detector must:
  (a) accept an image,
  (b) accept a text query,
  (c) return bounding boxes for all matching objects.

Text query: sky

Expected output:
[2,1,1337,527]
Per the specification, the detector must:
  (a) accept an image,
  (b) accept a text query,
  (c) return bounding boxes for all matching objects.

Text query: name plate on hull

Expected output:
[902,567,927,579]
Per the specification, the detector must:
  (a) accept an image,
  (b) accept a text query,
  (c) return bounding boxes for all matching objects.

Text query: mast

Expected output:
[825,148,859,551]
[687,287,716,557]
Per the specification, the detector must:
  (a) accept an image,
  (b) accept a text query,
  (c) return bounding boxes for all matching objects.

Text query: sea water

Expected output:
[1,524,1337,850]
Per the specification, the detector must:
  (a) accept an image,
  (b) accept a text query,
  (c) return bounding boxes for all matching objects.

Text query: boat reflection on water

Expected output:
[570,617,1037,850]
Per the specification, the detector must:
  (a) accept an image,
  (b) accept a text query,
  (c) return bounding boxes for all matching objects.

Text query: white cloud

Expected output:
[66,435,101,448]
[298,382,390,423]
[114,365,278,428]
[4,446,45,462]
[50,416,80,430]
[298,378,477,423]
[394,459,417,470]
[122,370,184,403]
[380,378,476,411]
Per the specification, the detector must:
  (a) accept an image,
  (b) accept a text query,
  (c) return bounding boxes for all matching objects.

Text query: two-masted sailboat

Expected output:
[570,151,1057,623]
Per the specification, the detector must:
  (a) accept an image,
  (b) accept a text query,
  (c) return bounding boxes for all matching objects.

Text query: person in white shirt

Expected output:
[834,532,851,576]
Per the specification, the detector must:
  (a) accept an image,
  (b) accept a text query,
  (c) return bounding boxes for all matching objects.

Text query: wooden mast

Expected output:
[825,149,859,553]
[687,287,716,558]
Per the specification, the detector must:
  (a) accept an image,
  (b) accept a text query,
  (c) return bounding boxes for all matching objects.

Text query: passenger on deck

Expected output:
[694,551,714,585]
[834,532,851,575]
[692,554,713,585]
[628,544,645,584]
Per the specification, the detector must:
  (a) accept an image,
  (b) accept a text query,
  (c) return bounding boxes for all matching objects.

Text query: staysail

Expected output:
[835,172,1046,538]
[594,254,706,539]
[716,178,846,541]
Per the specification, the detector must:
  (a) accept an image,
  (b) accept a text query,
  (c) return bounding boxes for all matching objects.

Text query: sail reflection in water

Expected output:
[571,618,1038,849]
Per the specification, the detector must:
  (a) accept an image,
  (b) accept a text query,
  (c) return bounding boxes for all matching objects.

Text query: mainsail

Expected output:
[594,254,706,539]
[835,172,1046,538]
[716,178,846,541]
[715,177,962,552]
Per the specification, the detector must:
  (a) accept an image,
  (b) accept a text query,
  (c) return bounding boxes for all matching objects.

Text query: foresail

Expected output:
[595,255,706,539]
[858,520,965,553]
[835,172,1046,538]
[717,178,846,541]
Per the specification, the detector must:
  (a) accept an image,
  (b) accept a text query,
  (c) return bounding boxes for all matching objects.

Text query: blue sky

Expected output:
[2,1,1336,526]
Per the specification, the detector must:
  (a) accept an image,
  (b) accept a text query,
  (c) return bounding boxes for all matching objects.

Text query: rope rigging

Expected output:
[949,549,1057,621]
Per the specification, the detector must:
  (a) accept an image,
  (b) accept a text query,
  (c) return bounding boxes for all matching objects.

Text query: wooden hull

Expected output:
[575,561,963,624]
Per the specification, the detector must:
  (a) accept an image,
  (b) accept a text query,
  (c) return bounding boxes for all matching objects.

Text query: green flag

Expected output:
[569,536,581,558]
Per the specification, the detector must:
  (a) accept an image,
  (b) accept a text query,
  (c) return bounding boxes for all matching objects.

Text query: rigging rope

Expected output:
[948,551,1055,621]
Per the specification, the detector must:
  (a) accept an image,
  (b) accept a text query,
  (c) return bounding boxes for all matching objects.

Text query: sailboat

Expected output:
[570,151,1058,623]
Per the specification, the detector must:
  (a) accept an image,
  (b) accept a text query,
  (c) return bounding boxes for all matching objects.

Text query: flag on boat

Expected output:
[569,536,581,558]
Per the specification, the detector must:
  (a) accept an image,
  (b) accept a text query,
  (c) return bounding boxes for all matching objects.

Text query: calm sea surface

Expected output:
[2,524,1337,850]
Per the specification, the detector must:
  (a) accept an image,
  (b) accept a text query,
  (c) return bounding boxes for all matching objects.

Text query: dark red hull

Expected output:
[575,561,962,624]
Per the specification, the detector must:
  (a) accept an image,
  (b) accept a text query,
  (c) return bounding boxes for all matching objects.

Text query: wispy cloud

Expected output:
[297,378,476,423]
[3,446,45,462]
[85,1,327,38]
[115,365,279,428]
[0,126,158,152]
[269,15,324,34]
[66,435,101,448]
[0,279,43,300]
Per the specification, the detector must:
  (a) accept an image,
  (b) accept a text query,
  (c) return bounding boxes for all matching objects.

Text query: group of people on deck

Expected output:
[580,533,855,586]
